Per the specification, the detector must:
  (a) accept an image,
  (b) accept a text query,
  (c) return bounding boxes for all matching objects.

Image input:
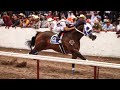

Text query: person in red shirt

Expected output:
[46,11,53,19]
[2,12,12,29]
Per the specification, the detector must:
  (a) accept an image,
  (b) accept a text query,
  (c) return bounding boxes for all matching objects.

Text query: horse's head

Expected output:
[75,20,97,41]
[88,32,97,41]
[84,23,97,40]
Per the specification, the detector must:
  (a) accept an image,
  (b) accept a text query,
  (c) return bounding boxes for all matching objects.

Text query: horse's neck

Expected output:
[64,25,84,41]
[71,28,84,41]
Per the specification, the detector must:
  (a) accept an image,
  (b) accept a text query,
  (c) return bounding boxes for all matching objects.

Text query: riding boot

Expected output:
[57,31,63,43]
[58,31,63,39]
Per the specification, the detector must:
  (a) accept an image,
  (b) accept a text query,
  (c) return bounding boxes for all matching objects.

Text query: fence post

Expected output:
[37,60,40,79]
[94,66,99,79]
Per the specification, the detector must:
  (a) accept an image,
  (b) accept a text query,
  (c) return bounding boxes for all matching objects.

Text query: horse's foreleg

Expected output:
[71,53,77,76]
[72,49,86,60]
[77,52,86,60]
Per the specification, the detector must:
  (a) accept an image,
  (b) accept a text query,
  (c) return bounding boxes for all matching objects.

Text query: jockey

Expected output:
[52,17,75,43]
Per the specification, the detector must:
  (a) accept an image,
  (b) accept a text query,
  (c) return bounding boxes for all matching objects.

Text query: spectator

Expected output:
[0,14,4,26]
[47,18,56,31]
[116,17,120,38]
[2,12,12,29]
[92,19,102,33]
[86,19,94,26]
[116,17,120,31]
[18,13,25,19]
[32,15,40,29]
[104,11,111,19]
[90,11,98,25]
[22,17,30,28]
[97,15,103,26]
[86,11,91,19]
[40,16,49,28]
[12,14,21,28]
[102,16,109,26]
[27,16,34,28]
[102,19,114,32]
[46,11,52,19]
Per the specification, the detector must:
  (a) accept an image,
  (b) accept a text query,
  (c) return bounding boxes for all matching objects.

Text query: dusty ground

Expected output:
[0,47,120,79]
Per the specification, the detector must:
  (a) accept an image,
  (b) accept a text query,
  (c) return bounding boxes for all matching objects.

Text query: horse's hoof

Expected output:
[33,52,38,55]
[29,52,38,55]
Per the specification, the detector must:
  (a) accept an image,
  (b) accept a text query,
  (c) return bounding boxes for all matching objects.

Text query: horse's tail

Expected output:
[26,32,39,50]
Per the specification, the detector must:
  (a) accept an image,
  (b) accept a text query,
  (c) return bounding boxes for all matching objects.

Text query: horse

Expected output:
[26,22,97,74]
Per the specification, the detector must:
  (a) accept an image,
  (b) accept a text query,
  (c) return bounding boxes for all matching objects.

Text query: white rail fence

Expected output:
[0,51,120,79]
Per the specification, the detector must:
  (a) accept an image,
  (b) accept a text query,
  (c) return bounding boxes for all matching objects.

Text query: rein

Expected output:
[75,27,85,36]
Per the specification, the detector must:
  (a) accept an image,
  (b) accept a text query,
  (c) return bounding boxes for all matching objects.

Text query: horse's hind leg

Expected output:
[29,49,38,55]
[29,40,46,55]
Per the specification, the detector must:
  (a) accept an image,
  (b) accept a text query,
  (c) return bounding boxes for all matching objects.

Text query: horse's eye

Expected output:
[86,27,89,30]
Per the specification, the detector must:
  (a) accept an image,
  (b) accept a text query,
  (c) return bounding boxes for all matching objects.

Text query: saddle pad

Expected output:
[50,34,60,44]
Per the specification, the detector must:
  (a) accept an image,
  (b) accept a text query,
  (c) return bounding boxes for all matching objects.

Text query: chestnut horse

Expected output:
[26,23,97,73]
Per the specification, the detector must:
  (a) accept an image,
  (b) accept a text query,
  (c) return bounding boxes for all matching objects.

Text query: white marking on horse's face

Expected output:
[69,40,75,46]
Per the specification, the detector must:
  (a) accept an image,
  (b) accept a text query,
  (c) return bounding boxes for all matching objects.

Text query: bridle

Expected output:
[75,27,85,35]
[75,23,94,37]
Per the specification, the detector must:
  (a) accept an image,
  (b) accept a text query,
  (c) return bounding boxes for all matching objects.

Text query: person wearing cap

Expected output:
[18,13,25,19]
[74,14,86,28]
[32,16,40,29]
[102,19,114,32]
[51,17,60,30]
[47,18,55,31]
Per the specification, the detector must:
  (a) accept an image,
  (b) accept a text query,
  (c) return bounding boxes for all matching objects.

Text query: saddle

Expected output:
[50,32,66,54]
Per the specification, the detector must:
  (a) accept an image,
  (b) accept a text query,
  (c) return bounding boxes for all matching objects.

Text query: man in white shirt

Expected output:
[90,11,98,26]
[102,19,114,32]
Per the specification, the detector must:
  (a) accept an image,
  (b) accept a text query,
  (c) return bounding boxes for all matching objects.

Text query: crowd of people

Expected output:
[0,11,120,35]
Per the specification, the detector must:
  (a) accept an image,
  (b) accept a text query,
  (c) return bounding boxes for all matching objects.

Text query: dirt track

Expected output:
[0,47,120,79]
